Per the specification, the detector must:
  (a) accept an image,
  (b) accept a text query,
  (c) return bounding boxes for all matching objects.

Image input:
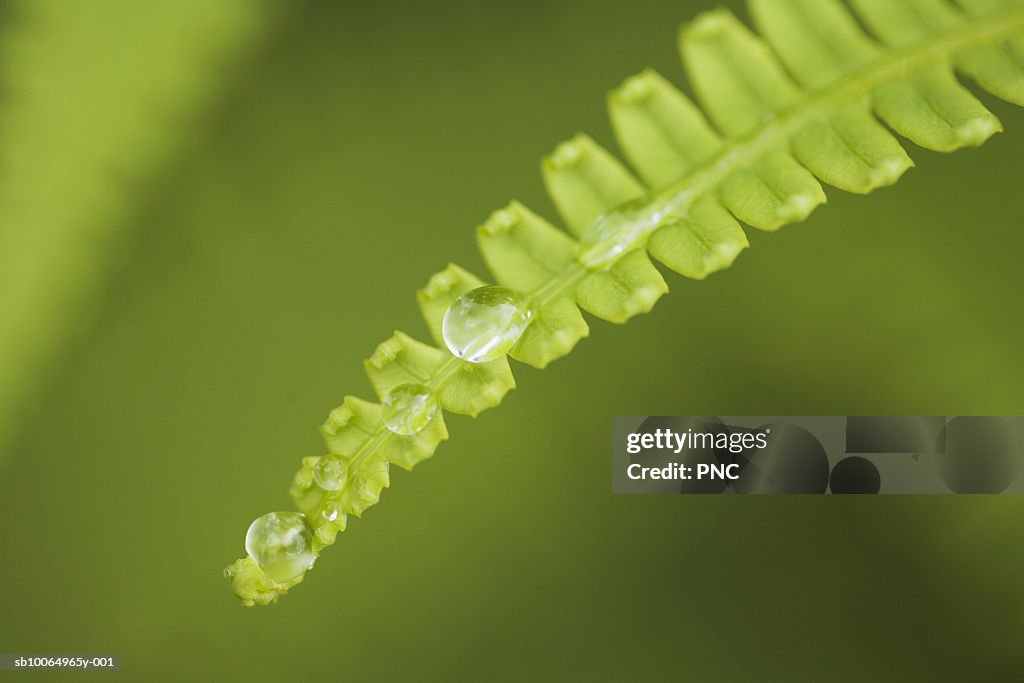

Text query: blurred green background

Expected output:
[2,0,1023,680]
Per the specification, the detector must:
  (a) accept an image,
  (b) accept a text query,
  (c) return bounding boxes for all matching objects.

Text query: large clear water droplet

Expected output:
[578,199,665,270]
[383,383,439,435]
[313,455,346,491]
[442,286,532,363]
[244,511,314,583]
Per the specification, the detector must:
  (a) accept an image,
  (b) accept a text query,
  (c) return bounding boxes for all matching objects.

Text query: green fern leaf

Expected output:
[227,0,1024,605]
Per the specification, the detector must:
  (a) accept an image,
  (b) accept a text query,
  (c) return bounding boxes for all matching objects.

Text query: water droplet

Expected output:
[383,383,439,435]
[578,200,664,270]
[313,455,346,491]
[244,511,314,583]
[320,499,341,523]
[442,286,532,363]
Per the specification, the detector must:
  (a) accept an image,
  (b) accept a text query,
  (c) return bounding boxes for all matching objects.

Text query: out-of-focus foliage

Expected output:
[0,0,280,461]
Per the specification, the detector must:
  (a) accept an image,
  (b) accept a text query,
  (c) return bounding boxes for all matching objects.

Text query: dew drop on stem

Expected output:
[319,498,341,523]
[382,383,439,436]
[313,454,346,491]
[442,285,532,363]
[578,199,666,270]
[244,511,314,583]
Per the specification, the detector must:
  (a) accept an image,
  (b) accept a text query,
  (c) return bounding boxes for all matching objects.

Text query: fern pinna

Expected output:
[226,0,1024,605]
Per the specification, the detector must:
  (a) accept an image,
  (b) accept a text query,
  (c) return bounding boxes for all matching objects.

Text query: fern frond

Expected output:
[226,0,1024,605]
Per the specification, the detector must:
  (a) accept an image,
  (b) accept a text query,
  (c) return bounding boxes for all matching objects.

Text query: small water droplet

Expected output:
[313,455,346,491]
[244,511,314,583]
[383,383,439,435]
[578,200,664,270]
[320,499,340,523]
[442,286,533,363]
